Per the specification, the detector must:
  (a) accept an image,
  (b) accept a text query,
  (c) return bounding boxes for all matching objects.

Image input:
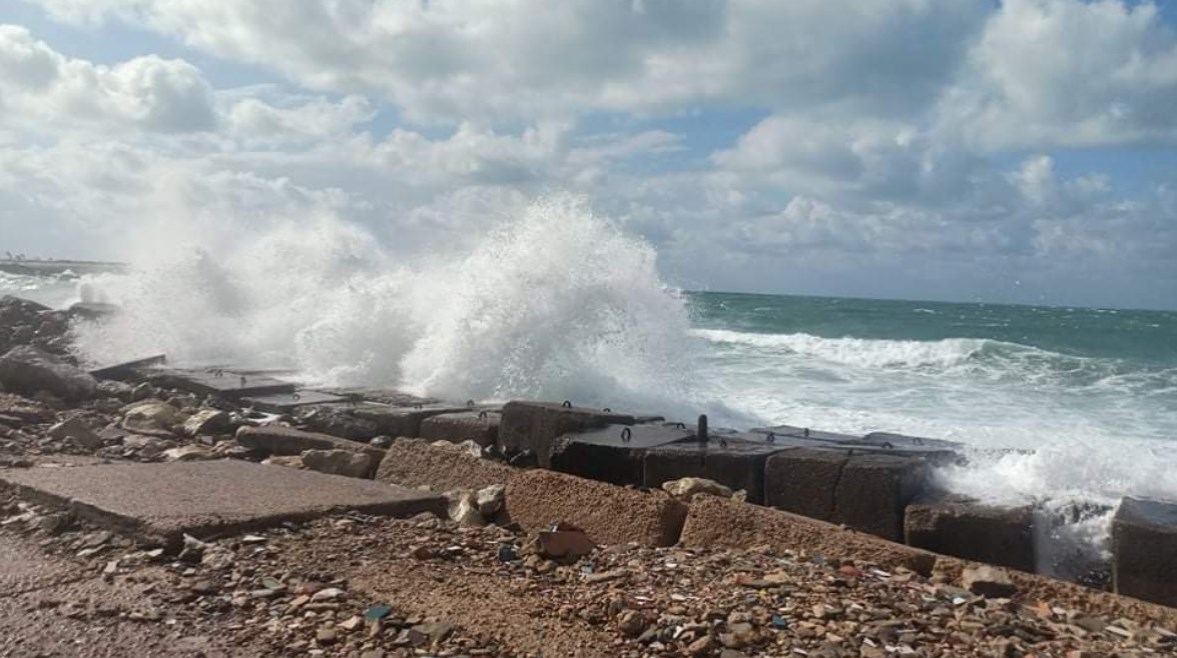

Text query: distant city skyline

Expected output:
[1,1,1175,310]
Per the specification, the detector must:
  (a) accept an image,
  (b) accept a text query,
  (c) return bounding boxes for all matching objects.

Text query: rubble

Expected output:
[0,345,97,401]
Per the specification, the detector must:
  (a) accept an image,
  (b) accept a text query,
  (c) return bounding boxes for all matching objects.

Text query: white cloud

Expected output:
[938,0,1177,149]
[0,23,215,132]
[27,0,988,121]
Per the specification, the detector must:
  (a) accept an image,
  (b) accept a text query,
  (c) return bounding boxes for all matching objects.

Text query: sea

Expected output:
[2,200,1174,562]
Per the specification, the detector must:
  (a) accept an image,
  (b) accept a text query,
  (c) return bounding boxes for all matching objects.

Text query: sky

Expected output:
[0,1,1175,310]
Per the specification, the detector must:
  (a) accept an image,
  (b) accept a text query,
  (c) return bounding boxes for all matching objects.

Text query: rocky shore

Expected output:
[0,294,1175,657]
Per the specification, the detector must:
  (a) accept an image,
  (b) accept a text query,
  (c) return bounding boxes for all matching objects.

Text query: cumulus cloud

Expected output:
[3,1,1177,309]
[0,23,215,132]
[937,0,1177,149]
[27,0,988,121]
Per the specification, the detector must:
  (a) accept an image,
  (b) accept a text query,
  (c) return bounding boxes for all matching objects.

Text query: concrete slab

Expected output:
[419,410,500,447]
[146,368,295,399]
[299,402,467,440]
[239,390,347,414]
[1113,496,1177,607]
[0,460,444,547]
[88,354,167,380]
[550,424,692,486]
[499,401,636,468]
[905,493,1036,573]
[320,387,439,407]
[643,434,826,504]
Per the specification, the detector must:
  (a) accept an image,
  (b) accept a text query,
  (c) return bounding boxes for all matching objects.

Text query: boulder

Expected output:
[445,490,485,527]
[163,444,215,462]
[498,401,635,468]
[121,401,184,436]
[47,417,103,450]
[1112,496,1177,607]
[476,484,506,517]
[904,494,1036,573]
[375,437,519,492]
[961,565,1017,598]
[662,477,735,502]
[182,409,232,437]
[300,449,376,479]
[505,470,687,547]
[0,345,97,402]
[235,425,383,462]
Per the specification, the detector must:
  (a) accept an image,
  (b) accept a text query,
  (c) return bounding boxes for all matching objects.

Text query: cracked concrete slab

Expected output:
[0,460,446,547]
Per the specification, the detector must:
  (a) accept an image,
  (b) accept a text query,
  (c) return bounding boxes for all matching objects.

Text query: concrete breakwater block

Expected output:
[297,402,466,441]
[0,460,445,548]
[1113,496,1177,607]
[146,368,295,399]
[550,424,692,486]
[680,495,937,575]
[643,434,829,504]
[236,425,384,461]
[419,410,500,448]
[750,425,861,444]
[764,448,929,541]
[905,494,1036,573]
[498,401,635,468]
[239,390,347,414]
[505,470,687,547]
[375,437,520,492]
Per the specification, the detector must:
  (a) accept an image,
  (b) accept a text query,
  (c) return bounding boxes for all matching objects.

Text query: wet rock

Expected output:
[47,417,103,450]
[300,448,375,478]
[962,565,1017,598]
[0,345,97,402]
[182,409,231,437]
[663,476,734,502]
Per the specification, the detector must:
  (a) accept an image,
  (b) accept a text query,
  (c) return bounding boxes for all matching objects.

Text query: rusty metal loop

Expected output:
[561,400,573,408]
[766,432,776,444]
[466,399,476,408]
[620,427,632,443]
[478,410,489,420]
[603,407,611,412]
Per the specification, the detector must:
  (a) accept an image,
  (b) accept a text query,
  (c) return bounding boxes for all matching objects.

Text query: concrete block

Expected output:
[750,425,860,444]
[834,453,929,541]
[146,368,295,398]
[857,432,964,466]
[550,424,692,486]
[297,402,465,441]
[905,494,1035,573]
[1113,496,1177,607]
[680,495,937,575]
[763,447,848,521]
[236,425,383,462]
[764,448,930,541]
[505,470,687,547]
[419,410,500,447]
[0,460,445,548]
[239,390,347,414]
[498,401,635,468]
[375,437,520,492]
[643,434,827,504]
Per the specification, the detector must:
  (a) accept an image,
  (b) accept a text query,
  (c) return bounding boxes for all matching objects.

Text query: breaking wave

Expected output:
[70,195,700,411]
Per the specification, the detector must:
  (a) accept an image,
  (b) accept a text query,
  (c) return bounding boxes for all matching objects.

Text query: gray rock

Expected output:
[48,417,104,450]
[183,409,231,437]
[300,448,374,479]
[476,484,505,517]
[122,401,183,436]
[961,565,1017,598]
[0,345,97,402]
